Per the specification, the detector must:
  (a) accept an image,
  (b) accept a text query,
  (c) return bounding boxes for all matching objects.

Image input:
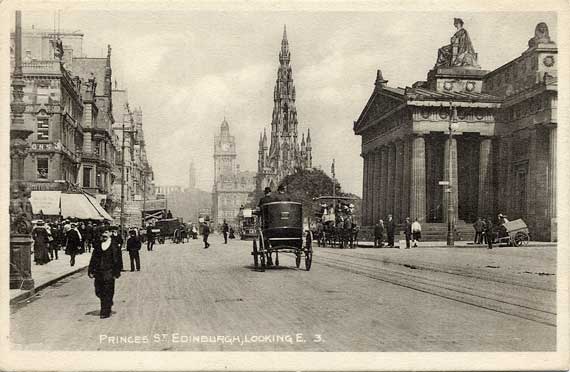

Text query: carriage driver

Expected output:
[273,184,292,202]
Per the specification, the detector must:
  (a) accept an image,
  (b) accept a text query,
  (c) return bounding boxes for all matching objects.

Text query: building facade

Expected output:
[354,21,557,241]
[213,119,256,227]
[256,26,312,193]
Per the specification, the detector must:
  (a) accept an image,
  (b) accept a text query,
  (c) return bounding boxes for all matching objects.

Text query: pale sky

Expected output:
[14,9,557,195]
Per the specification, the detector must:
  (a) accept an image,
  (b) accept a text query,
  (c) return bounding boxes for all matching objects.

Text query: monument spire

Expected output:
[279,24,290,65]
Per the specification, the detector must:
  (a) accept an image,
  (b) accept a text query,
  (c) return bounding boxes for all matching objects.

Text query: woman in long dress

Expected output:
[32,220,51,265]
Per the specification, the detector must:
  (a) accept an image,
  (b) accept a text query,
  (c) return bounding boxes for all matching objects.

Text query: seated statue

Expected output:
[436,18,480,68]
[528,22,552,48]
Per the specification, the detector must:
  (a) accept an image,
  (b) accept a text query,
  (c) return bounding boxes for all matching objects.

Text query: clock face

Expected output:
[222,143,230,151]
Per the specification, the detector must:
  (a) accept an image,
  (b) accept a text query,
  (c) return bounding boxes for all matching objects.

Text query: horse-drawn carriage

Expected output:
[312,196,359,248]
[494,218,530,246]
[251,201,313,271]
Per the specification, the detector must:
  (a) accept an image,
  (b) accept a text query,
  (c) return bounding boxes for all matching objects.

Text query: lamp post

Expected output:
[10,11,35,290]
[446,102,458,246]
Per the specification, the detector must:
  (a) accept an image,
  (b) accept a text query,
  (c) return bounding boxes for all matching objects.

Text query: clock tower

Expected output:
[213,118,237,184]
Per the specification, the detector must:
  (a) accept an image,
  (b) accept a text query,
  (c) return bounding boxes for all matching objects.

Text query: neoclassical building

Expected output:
[256,26,312,193]
[354,21,557,241]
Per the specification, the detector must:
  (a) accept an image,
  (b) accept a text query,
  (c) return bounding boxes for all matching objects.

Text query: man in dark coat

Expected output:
[273,185,292,202]
[473,217,484,244]
[111,229,124,271]
[403,217,412,249]
[258,187,273,209]
[88,229,121,319]
[484,217,494,250]
[65,222,82,266]
[126,230,141,272]
[202,222,210,249]
[374,219,384,248]
[84,222,94,252]
[385,214,396,248]
[146,224,155,251]
[222,220,229,244]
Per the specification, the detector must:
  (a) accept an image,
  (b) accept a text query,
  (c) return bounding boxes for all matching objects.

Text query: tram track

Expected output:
[314,251,556,327]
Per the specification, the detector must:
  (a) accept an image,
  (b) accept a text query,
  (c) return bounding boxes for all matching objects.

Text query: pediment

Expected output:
[354,89,405,134]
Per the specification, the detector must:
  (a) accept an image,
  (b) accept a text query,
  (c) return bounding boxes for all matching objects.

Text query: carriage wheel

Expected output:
[295,252,301,268]
[305,251,312,271]
[252,240,259,268]
[514,232,530,246]
[305,231,313,271]
[258,234,266,272]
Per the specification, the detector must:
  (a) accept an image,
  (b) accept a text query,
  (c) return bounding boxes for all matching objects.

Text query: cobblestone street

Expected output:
[10,235,556,351]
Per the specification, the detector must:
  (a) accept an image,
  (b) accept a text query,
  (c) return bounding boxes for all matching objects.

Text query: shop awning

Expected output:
[85,194,114,221]
[61,193,105,220]
[30,191,61,215]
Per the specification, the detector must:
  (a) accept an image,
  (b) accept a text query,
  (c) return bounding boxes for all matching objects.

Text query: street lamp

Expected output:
[446,102,458,246]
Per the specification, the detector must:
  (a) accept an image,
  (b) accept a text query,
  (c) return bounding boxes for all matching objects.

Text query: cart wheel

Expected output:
[305,251,312,271]
[252,240,259,268]
[295,252,301,268]
[514,232,529,246]
[258,236,266,271]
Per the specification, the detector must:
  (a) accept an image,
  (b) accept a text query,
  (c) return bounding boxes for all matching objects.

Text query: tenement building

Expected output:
[256,26,313,193]
[213,118,256,228]
[354,20,557,241]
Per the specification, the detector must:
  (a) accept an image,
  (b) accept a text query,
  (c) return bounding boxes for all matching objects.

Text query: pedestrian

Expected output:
[403,217,412,249]
[374,219,384,248]
[85,221,94,252]
[146,224,155,251]
[48,223,61,260]
[202,222,211,248]
[79,222,87,254]
[126,229,141,272]
[222,220,229,244]
[111,229,124,271]
[88,229,122,319]
[65,222,82,266]
[32,220,51,265]
[344,215,354,248]
[411,218,422,248]
[385,214,395,248]
[229,226,235,239]
[473,217,484,244]
[484,217,494,249]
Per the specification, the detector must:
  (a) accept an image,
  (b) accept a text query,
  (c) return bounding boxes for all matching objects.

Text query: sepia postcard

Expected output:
[0,0,568,370]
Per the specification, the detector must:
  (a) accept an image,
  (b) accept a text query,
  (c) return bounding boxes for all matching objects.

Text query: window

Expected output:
[37,158,48,179]
[94,142,100,156]
[37,118,49,140]
[83,167,92,188]
[96,171,102,188]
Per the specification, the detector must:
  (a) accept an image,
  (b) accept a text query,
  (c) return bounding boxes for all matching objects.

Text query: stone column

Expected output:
[362,153,369,225]
[368,151,376,224]
[401,137,411,221]
[442,136,459,223]
[380,146,389,220]
[373,149,382,224]
[386,143,396,217]
[410,135,427,222]
[394,140,404,222]
[549,127,557,241]
[478,137,494,218]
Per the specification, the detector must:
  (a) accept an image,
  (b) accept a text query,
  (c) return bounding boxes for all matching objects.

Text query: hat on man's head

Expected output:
[37,220,45,226]
[277,185,285,192]
[264,186,271,194]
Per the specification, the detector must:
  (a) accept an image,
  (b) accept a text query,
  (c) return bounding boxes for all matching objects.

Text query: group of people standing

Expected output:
[472,213,509,250]
[373,215,422,249]
[31,220,101,267]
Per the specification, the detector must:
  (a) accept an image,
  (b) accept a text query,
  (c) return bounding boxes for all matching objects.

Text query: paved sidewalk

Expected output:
[10,252,91,304]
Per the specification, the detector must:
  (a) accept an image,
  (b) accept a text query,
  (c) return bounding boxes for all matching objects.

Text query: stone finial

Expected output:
[528,22,553,48]
[375,69,388,88]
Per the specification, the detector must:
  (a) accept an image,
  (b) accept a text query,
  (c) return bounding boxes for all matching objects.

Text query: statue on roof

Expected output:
[436,18,479,68]
[528,22,553,48]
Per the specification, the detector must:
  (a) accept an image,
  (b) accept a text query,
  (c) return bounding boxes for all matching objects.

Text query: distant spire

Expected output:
[301,132,305,146]
[306,128,311,144]
[279,24,290,65]
[262,128,268,149]
[375,69,388,88]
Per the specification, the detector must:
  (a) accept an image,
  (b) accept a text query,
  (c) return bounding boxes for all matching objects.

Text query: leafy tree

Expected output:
[279,168,343,221]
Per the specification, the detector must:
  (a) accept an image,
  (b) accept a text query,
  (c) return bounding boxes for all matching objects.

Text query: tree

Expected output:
[279,168,344,221]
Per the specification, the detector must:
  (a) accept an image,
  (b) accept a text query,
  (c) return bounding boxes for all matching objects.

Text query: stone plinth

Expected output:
[10,234,35,290]
[427,67,488,94]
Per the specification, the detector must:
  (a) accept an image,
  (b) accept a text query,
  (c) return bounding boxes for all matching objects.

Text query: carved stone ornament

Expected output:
[543,56,555,67]
[10,181,33,235]
[443,81,453,91]
[421,109,430,119]
[439,110,449,119]
[466,81,476,92]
